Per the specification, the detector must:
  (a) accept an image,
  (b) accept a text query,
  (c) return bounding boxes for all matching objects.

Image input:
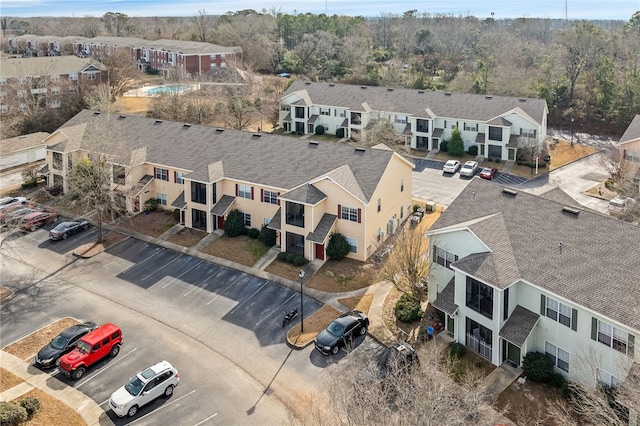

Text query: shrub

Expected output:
[0,401,28,425]
[286,253,296,263]
[314,125,325,135]
[394,293,423,323]
[522,352,554,383]
[561,381,576,399]
[412,204,422,212]
[448,128,465,157]
[224,209,245,237]
[19,397,41,419]
[144,198,159,212]
[258,225,276,247]
[467,145,478,156]
[439,140,449,152]
[516,160,523,165]
[247,228,260,239]
[172,208,180,222]
[336,128,345,138]
[449,342,466,358]
[277,252,288,261]
[21,178,39,188]
[550,373,567,389]
[326,232,350,260]
[604,179,614,190]
[293,255,308,266]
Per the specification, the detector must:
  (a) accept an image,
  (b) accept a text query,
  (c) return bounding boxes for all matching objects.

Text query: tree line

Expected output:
[3,10,640,134]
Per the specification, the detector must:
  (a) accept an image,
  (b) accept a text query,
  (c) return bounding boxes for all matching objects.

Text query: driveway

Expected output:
[1,231,372,425]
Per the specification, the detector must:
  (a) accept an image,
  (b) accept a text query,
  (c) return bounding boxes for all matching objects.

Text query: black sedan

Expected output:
[34,322,97,368]
[49,219,90,240]
[314,310,369,355]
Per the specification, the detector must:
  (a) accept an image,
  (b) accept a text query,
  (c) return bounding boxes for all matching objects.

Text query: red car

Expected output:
[479,167,498,180]
[20,211,58,231]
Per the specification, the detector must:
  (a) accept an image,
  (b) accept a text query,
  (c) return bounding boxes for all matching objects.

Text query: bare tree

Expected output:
[192,9,213,42]
[100,49,139,98]
[381,225,430,297]
[214,87,257,130]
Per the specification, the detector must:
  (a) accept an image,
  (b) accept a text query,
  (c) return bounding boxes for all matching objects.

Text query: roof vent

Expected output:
[118,115,126,119]
[329,83,335,87]
[387,88,394,92]
[252,134,262,139]
[444,92,452,96]
[215,128,224,133]
[154,120,163,124]
[93,111,101,116]
[502,188,518,197]
[355,147,366,154]
[418,90,425,94]
[305,82,311,85]
[360,86,367,90]
[485,95,493,100]
[182,124,191,129]
[519,98,527,102]
[308,141,319,148]
[19,136,26,139]
[562,206,581,216]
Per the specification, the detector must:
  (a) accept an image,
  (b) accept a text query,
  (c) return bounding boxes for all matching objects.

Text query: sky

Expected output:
[1,0,638,20]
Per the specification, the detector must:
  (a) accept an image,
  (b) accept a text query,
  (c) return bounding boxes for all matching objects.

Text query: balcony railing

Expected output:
[465,333,492,361]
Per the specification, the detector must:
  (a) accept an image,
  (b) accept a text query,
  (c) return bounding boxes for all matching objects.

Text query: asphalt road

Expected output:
[0,229,374,425]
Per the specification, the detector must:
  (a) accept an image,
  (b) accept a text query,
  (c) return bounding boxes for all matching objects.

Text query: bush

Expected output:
[326,232,350,260]
[522,352,554,383]
[247,228,260,239]
[19,397,41,419]
[172,208,180,222]
[604,179,614,190]
[286,253,296,263]
[448,128,465,157]
[336,128,345,138]
[277,252,288,261]
[394,293,423,323]
[467,145,478,155]
[21,178,39,189]
[412,204,422,212]
[224,209,245,237]
[516,160,523,165]
[439,140,449,152]
[258,225,276,247]
[550,373,567,389]
[293,255,308,266]
[449,342,466,358]
[0,401,28,425]
[315,125,325,135]
[144,198,159,212]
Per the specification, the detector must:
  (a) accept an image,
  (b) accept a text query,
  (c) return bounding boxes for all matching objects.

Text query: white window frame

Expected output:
[545,341,570,372]
[597,320,628,354]
[157,192,168,206]
[320,107,330,116]
[599,369,620,387]
[341,206,358,222]
[50,100,61,108]
[434,246,457,269]
[345,236,357,253]
[17,89,27,98]
[546,297,572,328]
[175,172,185,184]
[155,168,169,181]
[69,73,78,81]
[243,213,251,227]
[51,74,60,82]
[263,190,278,205]
[238,184,251,199]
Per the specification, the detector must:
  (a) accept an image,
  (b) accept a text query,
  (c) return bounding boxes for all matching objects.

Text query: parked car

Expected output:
[58,323,122,380]
[0,207,39,225]
[609,196,636,214]
[34,322,98,369]
[314,310,369,355]
[109,360,179,417]
[0,196,27,211]
[377,341,419,380]
[479,167,498,180]
[459,161,479,177]
[442,160,461,174]
[21,211,58,231]
[49,219,90,240]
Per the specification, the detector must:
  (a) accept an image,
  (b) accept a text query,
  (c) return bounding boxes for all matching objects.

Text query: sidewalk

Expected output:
[0,351,113,426]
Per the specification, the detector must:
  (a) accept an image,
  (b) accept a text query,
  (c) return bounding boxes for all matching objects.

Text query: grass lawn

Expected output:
[306,258,379,292]
[118,210,177,238]
[200,234,269,267]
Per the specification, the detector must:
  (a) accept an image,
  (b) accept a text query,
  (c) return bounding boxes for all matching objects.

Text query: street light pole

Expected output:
[298,270,305,333]
[571,118,575,146]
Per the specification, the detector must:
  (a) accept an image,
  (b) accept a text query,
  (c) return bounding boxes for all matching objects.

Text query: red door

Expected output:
[315,243,325,260]
[217,215,225,230]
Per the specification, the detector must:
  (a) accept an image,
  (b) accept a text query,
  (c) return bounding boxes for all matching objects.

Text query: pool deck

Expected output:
[123,83,199,97]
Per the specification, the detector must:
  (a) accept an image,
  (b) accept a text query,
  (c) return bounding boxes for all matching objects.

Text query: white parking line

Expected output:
[184,267,224,296]
[226,281,269,315]
[254,293,297,326]
[119,246,164,274]
[206,275,244,305]
[75,347,138,388]
[162,259,202,288]
[142,254,183,281]
[193,413,218,425]
[126,389,196,425]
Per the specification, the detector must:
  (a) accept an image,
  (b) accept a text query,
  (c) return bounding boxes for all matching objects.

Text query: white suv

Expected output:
[109,360,179,417]
[460,161,479,177]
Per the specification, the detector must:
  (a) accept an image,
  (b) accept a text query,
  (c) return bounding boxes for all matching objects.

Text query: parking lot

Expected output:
[1,226,378,425]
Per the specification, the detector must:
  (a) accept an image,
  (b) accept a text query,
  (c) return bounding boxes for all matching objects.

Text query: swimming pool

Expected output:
[143,85,193,95]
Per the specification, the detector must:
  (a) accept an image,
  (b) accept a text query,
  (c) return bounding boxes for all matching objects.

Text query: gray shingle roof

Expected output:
[1,132,49,154]
[267,207,281,231]
[281,184,327,205]
[499,305,540,347]
[283,81,547,125]
[620,115,640,145]
[307,214,337,243]
[58,110,398,203]
[211,195,236,215]
[431,277,458,315]
[0,57,104,78]
[171,191,186,209]
[429,178,640,332]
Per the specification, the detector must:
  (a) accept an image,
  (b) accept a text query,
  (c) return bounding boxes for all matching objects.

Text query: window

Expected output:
[320,107,330,116]
[51,87,61,95]
[401,179,404,192]
[174,171,184,184]
[243,213,251,227]
[263,190,278,205]
[545,296,574,329]
[155,167,168,181]
[52,152,63,170]
[20,103,28,111]
[0,78,6,85]
[281,104,290,112]
[238,184,252,199]
[17,90,27,98]
[0,91,6,99]
[0,105,7,114]
[19,77,27,84]
[340,206,359,222]
[596,320,629,354]
[285,202,305,227]
[599,370,620,388]
[192,209,207,230]
[488,126,503,141]
[377,198,381,212]
[345,236,357,253]
[466,276,494,319]
[87,72,97,80]
[51,74,60,82]
[464,123,478,132]
[69,86,78,93]
[294,106,305,119]
[69,73,78,81]
[51,100,61,108]
[521,128,536,138]
[113,165,125,184]
[545,341,570,372]
[157,192,167,206]
[377,228,382,242]
[433,246,457,269]
[191,181,206,204]
[400,205,404,219]
[395,116,407,124]
[336,109,346,117]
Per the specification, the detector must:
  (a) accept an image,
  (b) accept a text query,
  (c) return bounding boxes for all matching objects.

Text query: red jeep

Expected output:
[58,323,122,380]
